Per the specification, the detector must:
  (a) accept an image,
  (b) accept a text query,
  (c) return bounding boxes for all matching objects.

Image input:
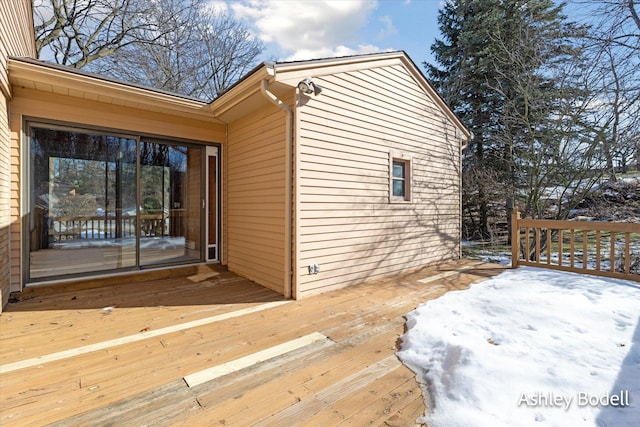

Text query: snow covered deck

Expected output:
[398,267,640,426]
[0,260,504,426]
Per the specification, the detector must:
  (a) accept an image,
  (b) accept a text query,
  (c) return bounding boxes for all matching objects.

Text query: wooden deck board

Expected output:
[300,364,415,425]
[345,369,425,426]
[0,260,505,426]
[193,323,402,424]
[252,355,402,426]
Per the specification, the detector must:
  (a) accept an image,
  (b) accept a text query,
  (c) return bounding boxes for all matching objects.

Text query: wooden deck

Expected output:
[0,260,505,426]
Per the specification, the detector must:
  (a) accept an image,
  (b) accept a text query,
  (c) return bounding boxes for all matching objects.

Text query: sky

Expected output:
[34,0,595,77]
[210,0,444,66]
[397,267,640,426]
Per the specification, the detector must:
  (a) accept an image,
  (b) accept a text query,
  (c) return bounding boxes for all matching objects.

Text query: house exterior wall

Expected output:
[0,0,35,95]
[1,94,11,308]
[225,103,289,294]
[295,63,462,297]
[0,0,35,309]
[8,86,224,292]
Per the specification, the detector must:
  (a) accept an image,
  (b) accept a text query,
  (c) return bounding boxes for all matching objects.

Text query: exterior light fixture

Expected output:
[297,78,321,96]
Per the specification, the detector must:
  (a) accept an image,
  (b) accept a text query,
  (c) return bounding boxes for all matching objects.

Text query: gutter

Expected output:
[461,131,473,151]
[260,78,294,299]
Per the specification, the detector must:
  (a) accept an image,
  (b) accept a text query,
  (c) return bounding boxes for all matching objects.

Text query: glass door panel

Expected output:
[139,140,202,266]
[28,127,137,279]
[28,125,207,282]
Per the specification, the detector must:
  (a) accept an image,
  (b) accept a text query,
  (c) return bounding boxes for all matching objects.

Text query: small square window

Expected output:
[389,156,411,202]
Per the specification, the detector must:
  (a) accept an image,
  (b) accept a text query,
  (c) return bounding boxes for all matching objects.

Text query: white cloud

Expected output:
[228,0,380,60]
[205,1,230,14]
[377,15,397,39]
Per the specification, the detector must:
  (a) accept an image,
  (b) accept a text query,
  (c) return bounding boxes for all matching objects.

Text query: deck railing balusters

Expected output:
[511,208,639,281]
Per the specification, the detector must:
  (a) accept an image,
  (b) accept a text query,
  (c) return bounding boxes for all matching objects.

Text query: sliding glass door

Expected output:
[138,140,202,267]
[28,123,208,282]
[29,127,138,278]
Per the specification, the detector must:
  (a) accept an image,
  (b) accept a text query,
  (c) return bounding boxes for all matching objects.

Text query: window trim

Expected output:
[389,152,412,203]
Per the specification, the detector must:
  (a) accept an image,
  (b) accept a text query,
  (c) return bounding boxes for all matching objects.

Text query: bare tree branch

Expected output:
[32,0,265,99]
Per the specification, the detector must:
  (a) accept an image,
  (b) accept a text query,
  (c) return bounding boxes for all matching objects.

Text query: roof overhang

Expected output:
[271,51,472,142]
[271,51,409,77]
[8,57,222,123]
[207,63,291,122]
[8,52,471,142]
[211,51,471,142]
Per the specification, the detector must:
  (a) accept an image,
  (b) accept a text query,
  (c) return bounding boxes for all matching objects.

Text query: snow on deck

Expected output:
[398,267,640,426]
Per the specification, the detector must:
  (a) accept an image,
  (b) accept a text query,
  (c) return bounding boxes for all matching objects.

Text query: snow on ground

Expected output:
[397,267,640,427]
[461,240,513,266]
[51,236,186,249]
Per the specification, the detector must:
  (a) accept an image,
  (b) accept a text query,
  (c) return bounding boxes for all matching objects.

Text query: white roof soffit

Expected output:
[208,64,274,119]
[8,57,221,122]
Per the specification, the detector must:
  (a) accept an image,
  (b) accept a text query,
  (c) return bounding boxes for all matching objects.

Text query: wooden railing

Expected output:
[48,210,184,243]
[511,209,640,281]
[49,215,136,241]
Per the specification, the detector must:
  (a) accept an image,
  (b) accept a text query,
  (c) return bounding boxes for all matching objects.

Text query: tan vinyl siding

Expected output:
[221,136,228,266]
[10,87,222,142]
[296,63,461,296]
[1,95,10,308]
[0,0,35,310]
[226,104,288,294]
[0,0,35,96]
[8,87,224,291]
[8,99,20,292]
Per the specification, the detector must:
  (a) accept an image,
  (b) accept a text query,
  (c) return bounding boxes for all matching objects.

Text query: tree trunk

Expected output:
[506,195,513,245]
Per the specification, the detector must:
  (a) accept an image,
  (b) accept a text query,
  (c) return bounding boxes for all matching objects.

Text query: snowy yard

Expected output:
[397,267,640,426]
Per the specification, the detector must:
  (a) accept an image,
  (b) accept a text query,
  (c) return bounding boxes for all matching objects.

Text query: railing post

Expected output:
[511,208,521,268]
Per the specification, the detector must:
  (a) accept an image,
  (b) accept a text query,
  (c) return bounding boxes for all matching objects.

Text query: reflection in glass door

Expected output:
[138,140,203,267]
[28,127,137,279]
[28,124,207,282]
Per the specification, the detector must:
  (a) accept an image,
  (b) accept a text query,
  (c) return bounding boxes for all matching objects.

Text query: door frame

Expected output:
[205,145,220,262]
[23,118,223,285]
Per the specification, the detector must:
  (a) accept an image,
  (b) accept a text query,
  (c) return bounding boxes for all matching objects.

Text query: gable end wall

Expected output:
[296,63,462,296]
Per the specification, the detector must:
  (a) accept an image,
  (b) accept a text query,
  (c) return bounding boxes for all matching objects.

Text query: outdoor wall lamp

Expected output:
[298,78,321,95]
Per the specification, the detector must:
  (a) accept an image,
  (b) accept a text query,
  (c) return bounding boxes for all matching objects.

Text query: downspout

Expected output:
[260,79,293,299]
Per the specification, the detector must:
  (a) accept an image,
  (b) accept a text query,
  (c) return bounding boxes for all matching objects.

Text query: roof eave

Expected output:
[273,51,406,73]
[8,57,220,122]
[208,63,272,119]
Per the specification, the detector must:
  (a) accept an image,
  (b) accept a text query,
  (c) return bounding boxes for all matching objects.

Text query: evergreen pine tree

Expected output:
[429,0,587,241]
